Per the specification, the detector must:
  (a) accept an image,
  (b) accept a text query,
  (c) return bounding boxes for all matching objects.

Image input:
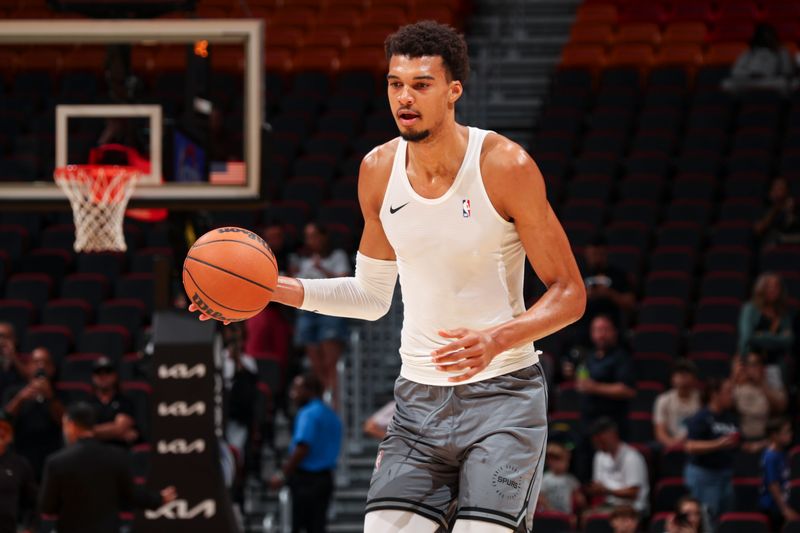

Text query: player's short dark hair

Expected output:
[385,21,470,83]
[589,417,618,436]
[672,358,697,376]
[300,372,324,398]
[766,416,790,437]
[66,402,96,430]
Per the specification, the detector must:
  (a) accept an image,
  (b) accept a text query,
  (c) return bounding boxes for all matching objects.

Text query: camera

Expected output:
[34,368,48,380]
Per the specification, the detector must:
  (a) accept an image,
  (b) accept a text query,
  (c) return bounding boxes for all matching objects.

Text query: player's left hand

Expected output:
[431,328,503,383]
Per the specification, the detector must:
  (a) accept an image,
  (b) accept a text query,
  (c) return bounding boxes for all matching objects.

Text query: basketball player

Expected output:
[192,21,586,532]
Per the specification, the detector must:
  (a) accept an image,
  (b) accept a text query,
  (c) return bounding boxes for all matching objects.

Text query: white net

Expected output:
[54,165,139,252]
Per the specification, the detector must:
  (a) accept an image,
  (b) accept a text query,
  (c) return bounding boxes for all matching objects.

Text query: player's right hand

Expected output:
[187,303,230,325]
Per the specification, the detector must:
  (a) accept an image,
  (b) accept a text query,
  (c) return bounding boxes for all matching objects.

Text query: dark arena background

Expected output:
[0,0,799,532]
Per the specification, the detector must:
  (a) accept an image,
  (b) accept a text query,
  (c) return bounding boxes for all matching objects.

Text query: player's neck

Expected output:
[405,122,467,182]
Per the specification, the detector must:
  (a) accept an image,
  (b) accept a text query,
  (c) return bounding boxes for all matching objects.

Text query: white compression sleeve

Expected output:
[298,252,398,321]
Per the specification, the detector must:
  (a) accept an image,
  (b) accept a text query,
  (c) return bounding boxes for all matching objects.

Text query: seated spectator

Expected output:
[653,359,701,450]
[722,24,800,96]
[1,348,64,481]
[88,357,138,448]
[363,400,395,440]
[737,272,795,386]
[610,504,639,533]
[666,496,710,533]
[0,410,36,533]
[289,222,352,402]
[755,178,800,246]
[540,442,585,518]
[580,236,636,340]
[731,353,787,441]
[261,221,291,275]
[684,378,739,522]
[0,322,25,400]
[573,315,636,436]
[759,417,798,529]
[587,417,649,514]
[222,323,259,460]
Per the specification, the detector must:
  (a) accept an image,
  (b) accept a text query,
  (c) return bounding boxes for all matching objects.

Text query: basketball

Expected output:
[183,227,279,322]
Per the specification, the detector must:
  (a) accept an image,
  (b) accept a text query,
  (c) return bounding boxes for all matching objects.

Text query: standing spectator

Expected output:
[1,348,63,481]
[540,442,585,517]
[573,315,636,436]
[684,378,739,522]
[759,417,798,529]
[87,357,138,448]
[289,222,352,401]
[755,178,800,246]
[582,236,636,334]
[0,323,25,400]
[666,496,709,533]
[222,323,259,460]
[39,402,176,533]
[732,353,787,440]
[270,373,341,533]
[738,272,795,386]
[0,410,36,533]
[587,418,649,514]
[653,360,701,450]
[722,23,800,95]
[610,505,640,533]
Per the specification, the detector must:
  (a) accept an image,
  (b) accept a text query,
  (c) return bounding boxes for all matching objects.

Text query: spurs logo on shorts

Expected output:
[491,464,523,501]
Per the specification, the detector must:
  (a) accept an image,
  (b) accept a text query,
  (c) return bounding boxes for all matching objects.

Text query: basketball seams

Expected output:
[184,256,275,293]
[190,238,278,272]
[183,267,261,315]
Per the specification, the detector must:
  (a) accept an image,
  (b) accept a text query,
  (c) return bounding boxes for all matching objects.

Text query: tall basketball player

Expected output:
[193,21,586,532]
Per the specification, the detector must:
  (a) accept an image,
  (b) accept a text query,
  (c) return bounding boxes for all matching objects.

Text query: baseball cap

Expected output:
[92,357,115,373]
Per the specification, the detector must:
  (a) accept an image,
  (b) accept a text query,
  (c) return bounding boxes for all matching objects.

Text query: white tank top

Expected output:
[379,126,539,386]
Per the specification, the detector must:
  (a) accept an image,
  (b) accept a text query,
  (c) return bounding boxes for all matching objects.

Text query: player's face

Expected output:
[387,55,462,143]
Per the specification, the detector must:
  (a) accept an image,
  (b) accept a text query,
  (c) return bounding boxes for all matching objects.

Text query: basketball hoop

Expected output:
[54,165,140,252]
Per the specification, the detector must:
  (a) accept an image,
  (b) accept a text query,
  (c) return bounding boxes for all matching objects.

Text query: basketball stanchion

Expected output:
[54,165,140,252]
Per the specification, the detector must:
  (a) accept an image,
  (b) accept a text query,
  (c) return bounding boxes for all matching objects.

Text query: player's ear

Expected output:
[449,80,463,104]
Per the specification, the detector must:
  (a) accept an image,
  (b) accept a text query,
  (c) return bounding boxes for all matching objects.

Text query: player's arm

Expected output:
[433,138,586,382]
[267,144,397,314]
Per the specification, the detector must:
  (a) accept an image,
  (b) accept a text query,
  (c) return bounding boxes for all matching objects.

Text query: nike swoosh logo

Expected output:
[389,202,409,214]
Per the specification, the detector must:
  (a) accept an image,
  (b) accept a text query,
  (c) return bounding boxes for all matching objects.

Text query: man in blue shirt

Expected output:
[759,417,798,529]
[270,372,342,533]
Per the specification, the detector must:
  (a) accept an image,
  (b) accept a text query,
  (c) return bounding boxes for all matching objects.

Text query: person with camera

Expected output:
[1,348,64,481]
[666,496,710,533]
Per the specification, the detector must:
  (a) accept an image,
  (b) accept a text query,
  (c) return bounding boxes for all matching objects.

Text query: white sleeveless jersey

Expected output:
[379,126,539,386]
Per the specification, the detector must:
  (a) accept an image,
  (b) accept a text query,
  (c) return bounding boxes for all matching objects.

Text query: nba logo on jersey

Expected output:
[462,199,471,218]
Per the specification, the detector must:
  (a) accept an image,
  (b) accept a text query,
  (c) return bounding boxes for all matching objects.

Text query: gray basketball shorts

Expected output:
[365,363,549,532]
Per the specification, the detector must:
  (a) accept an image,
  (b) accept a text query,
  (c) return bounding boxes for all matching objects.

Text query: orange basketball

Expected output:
[183,227,278,322]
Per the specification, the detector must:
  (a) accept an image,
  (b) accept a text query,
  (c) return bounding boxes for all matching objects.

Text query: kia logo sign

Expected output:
[157,364,207,379]
[156,439,206,454]
[144,499,216,520]
[157,401,206,417]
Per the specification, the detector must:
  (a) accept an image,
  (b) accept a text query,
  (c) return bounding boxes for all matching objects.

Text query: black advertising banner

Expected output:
[133,311,239,533]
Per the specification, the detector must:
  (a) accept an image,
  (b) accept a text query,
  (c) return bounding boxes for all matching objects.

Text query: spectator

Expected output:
[722,23,800,95]
[87,357,138,448]
[737,272,795,386]
[540,442,585,517]
[289,222,352,401]
[582,236,636,333]
[666,496,709,533]
[270,372,341,533]
[755,178,800,246]
[363,400,395,440]
[1,348,63,481]
[759,417,798,529]
[573,315,636,436]
[222,323,259,460]
[0,410,36,533]
[261,221,291,275]
[609,505,639,533]
[39,402,176,533]
[684,378,739,522]
[0,322,25,400]
[587,417,649,514]
[654,359,701,450]
[731,352,787,441]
